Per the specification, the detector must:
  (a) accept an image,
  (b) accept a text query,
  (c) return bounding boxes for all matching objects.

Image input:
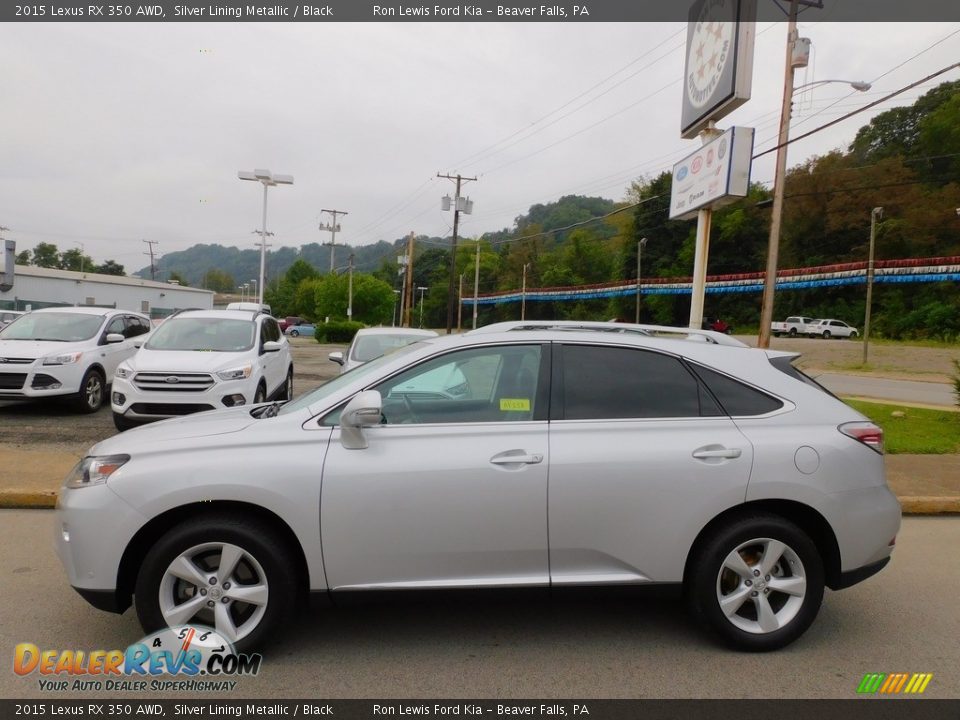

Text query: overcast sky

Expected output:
[1,20,958,273]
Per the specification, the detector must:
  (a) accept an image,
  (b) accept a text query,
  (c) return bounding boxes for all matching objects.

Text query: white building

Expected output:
[1,244,213,317]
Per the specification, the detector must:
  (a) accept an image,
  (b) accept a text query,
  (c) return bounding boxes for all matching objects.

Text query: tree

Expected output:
[15,250,30,265]
[95,260,125,276]
[31,242,60,268]
[167,271,190,286]
[201,269,236,293]
[58,247,96,273]
[314,272,394,325]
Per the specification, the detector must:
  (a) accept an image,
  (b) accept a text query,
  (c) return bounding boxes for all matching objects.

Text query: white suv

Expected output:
[110,310,293,431]
[0,307,150,412]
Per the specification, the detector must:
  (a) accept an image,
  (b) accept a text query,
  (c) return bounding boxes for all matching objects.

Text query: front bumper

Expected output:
[0,361,85,399]
[111,375,254,420]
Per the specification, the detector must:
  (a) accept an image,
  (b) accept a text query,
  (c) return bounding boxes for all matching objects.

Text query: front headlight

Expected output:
[217,364,252,381]
[64,455,130,489]
[43,351,83,366]
[115,365,131,379]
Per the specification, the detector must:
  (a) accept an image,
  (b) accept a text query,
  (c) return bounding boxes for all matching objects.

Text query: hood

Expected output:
[0,339,86,361]
[125,348,249,373]
[90,406,258,455]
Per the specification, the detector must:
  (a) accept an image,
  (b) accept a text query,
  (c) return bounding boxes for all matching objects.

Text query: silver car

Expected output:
[328,327,438,373]
[55,322,899,652]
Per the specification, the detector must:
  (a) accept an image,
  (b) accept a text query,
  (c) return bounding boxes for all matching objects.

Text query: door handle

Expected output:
[490,452,543,465]
[692,447,742,460]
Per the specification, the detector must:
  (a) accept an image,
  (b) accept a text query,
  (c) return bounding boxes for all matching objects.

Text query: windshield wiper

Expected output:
[32,338,69,342]
[257,401,285,419]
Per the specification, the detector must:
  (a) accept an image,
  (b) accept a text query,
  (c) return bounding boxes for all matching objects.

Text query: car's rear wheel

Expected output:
[788,328,797,337]
[687,514,824,651]
[822,330,831,339]
[281,367,294,401]
[290,329,299,337]
[74,368,105,413]
[134,515,297,652]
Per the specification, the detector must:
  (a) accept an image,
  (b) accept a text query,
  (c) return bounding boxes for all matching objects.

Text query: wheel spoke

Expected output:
[167,555,209,587]
[753,593,780,633]
[214,602,239,643]
[228,583,268,606]
[722,550,754,581]
[217,544,244,583]
[759,540,787,576]
[161,594,206,627]
[767,575,806,597]
[719,586,751,617]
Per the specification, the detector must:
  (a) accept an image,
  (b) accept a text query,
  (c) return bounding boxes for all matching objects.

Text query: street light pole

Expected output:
[347,253,354,321]
[392,290,401,327]
[458,273,464,333]
[250,279,257,304]
[521,263,530,321]
[238,169,293,307]
[417,286,428,328]
[635,237,648,324]
[863,207,883,364]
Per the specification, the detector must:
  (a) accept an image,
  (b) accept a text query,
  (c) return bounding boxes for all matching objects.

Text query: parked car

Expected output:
[770,316,817,337]
[56,321,899,652]
[0,307,151,412]
[284,323,315,338]
[808,319,859,339]
[110,309,293,431]
[0,310,26,329]
[702,317,732,334]
[329,327,438,373]
[278,316,305,333]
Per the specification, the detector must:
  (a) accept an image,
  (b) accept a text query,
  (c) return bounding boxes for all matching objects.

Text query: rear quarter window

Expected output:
[689,363,784,416]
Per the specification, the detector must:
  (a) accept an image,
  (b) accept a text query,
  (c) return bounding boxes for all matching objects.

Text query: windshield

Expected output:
[278,342,422,416]
[0,312,103,341]
[145,317,255,352]
[351,333,431,362]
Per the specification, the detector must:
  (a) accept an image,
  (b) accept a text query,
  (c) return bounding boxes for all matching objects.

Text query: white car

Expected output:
[0,307,150,412]
[110,310,293,431]
[808,319,859,339]
[56,322,899,652]
[329,327,438,373]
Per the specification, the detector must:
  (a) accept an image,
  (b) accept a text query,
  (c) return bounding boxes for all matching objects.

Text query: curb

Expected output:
[2,490,959,514]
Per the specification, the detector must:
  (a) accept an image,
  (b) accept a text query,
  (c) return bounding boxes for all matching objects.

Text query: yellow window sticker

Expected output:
[500,398,531,412]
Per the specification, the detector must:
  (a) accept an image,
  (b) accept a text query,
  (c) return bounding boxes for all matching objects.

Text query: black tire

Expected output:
[290,329,299,337]
[253,383,266,404]
[788,328,797,337]
[281,367,294,401]
[113,412,138,432]
[74,368,105,413]
[822,330,831,339]
[134,514,298,653]
[686,513,824,652]
[850,331,859,339]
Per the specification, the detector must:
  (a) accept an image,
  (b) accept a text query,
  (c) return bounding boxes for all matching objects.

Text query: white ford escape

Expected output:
[110,309,293,431]
[56,322,899,652]
[0,307,150,412]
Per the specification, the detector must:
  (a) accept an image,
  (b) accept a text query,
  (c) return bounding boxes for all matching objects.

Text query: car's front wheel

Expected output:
[74,368,105,413]
[290,329,299,337]
[687,514,824,651]
[134,515,297,652]
[822,330,832,339]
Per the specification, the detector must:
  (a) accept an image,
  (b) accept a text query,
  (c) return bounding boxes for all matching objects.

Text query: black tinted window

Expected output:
[691,364,784,416]
[559,345,702,419]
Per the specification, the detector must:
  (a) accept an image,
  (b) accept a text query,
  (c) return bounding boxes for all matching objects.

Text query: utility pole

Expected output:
[417,286,428,328]
[757,0,800,348]
[457,273,464,332]
[320,209,348,273]
[862,207,883,365]
[142,239,159,281]
[347,253,355,321]
[438,172,477,334]
[403,231,415,328]
[521,263,530,321]
[635,237,648,324]
[472,239,481,330]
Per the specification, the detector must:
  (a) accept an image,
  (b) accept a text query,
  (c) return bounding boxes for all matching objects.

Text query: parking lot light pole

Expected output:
[635,237,648,324]
[250,279,257,304]
[238,169,293,307]
[862,207,883,364]
[417,286,428,328]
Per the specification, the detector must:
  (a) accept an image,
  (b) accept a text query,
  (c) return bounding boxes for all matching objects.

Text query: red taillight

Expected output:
[839,422,884,454]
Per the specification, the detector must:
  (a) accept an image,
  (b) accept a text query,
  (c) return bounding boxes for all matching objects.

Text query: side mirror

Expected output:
[339,390,382,450]
[328,351,344,366]
[106,333,125,344]
[262,340,282,353]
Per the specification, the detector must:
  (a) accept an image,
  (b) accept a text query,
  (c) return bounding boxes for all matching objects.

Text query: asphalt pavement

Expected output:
[816,373,956,407]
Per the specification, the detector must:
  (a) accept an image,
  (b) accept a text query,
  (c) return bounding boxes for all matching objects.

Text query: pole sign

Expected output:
[680,0,756,139]
[669,126,754,219]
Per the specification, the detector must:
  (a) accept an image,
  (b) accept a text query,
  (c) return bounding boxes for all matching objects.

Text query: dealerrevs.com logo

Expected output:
[14,626,262,692]
[857,673,934,695]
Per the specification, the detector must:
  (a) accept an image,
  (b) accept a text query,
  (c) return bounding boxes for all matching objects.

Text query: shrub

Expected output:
[314,320,364,344]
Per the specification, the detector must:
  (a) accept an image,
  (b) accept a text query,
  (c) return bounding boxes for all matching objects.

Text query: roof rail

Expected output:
[467,320,749,348]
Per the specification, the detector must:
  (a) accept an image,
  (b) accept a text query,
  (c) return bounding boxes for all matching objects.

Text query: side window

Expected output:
[367,344,544,425]
[105,316,126,338]
[268,319,281,341]
[123,316,149,338]
[558,345,705,420]
[689,364,784,416]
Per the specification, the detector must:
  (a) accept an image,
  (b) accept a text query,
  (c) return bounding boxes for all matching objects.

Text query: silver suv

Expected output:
[55,322,899,651]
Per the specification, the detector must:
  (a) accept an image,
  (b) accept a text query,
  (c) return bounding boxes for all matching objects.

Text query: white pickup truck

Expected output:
[770,316,817,337]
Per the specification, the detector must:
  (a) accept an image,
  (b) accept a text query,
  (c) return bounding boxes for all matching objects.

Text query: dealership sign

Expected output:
[669,126,754,220]
[681,0,756,139]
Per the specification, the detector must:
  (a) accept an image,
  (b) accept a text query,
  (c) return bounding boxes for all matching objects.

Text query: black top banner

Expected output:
[4,0,960,22]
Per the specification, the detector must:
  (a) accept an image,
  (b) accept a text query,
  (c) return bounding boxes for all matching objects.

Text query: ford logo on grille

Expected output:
[165,376,180,384]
